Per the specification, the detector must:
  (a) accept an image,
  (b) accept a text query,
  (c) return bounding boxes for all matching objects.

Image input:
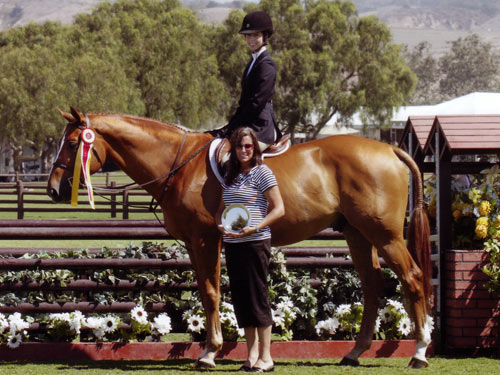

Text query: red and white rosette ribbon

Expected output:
[80,128,96,209]
[81,128,96,144]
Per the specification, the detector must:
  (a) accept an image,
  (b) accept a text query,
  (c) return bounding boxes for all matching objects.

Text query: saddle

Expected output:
[215,134,291,175]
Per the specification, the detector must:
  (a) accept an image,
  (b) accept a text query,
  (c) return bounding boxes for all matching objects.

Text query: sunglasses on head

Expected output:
[236,143,254,151]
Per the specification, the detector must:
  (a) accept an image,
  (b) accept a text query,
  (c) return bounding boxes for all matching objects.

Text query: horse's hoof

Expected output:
[339,357,360,367]
[408,357,429,369]
[195,358,216,369]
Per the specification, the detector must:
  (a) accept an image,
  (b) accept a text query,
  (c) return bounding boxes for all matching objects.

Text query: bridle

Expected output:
[52,116,104,172]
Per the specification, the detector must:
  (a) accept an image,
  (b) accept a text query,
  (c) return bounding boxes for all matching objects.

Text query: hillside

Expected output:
[1,0,500,55]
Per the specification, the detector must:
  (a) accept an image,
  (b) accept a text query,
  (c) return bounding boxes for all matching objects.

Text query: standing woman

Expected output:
[208,10,282,151]
[216,127,284,372]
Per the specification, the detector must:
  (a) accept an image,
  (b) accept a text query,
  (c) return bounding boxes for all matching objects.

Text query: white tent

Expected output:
[393,92,500,121]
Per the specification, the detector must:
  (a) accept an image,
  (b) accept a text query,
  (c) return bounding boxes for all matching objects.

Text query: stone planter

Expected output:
[0,340,419,361]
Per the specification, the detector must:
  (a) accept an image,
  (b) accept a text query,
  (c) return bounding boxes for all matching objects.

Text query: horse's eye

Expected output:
[68,141,79,150]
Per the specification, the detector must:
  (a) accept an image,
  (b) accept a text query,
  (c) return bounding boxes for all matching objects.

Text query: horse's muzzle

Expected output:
[47,175,72,203]
[47,186,63,203]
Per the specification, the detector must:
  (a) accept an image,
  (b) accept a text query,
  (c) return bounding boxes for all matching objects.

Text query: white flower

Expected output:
[335,304,351,317]
[7,333,22,349]
[8,313,29,333]
[276,297,294,311]
[220,311,238,328]
[70,311,84,334]
[379,306,394,323]
[315,317,339,336]
[237,328,245,338]
[49,313,71,323]
[271,308,285,326]
[374,316,381,333]
[152,313,172,335]
[84,316,108,339]
[102,315,119,333]
[0,314,9,334]
[187,314,205,334]
[387,299,405,313]
[182,310,193,321]
[131,306,148,325]
[93,328,105,340]
[85,317,102,330]
[398,317,412,336]
[221,302,234,311]
[426,315,435,333]
[72,311,84,323]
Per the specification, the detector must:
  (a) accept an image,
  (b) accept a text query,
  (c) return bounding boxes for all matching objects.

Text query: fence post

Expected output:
[16,179,24,220]
[122,190,129,219]
[110,181,117,218]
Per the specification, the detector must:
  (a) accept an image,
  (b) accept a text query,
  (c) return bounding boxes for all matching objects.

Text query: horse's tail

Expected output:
[393,147,432,313]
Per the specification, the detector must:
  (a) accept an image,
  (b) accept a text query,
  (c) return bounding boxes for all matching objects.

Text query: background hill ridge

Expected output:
[1,0,500,56]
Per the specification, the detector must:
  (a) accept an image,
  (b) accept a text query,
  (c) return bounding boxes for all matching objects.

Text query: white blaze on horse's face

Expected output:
[49,128,68,175]
[47,128,69,194]
[47,125,83,203]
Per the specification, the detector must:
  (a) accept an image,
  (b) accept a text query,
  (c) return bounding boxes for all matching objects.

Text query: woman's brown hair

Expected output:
[224,127,263,186]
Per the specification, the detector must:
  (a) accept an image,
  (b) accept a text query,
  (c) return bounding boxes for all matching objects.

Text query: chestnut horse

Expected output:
[48,108,432,369]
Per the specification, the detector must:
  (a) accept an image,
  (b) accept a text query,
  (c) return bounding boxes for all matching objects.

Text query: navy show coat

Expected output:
[225,50,282,144]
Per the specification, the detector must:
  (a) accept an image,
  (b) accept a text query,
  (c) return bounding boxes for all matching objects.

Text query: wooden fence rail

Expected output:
[0,172,158,219]
[0,219,344,240]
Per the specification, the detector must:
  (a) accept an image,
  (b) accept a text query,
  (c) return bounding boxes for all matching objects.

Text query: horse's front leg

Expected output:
[340,224,384,366]
[188,237,223,369]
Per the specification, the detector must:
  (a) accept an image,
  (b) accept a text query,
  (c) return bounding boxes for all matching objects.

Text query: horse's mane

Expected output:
[92,112,198,134]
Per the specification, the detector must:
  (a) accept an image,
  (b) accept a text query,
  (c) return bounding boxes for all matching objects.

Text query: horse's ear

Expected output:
[69,106,84,124]
[58,108,76,123]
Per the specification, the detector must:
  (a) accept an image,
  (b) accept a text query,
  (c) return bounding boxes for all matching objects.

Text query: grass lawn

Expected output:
[0,357,498,374]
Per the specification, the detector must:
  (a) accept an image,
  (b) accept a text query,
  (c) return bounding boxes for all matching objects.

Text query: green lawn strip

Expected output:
[0,239,341,249]
[0,357,498,375]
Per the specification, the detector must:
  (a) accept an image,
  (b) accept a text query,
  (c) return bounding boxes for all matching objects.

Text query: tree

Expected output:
[0,24,70,173]
[74,0,228,129]
[404,41,440,105]
[213,0,416,141]
[0,21,144,172]
[438,34,500,100]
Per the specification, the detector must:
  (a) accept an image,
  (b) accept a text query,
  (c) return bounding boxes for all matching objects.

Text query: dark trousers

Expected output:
[224,239,273,328]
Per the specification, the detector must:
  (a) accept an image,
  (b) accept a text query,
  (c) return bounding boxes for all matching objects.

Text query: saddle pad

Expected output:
[208,138,291,185]
[209,138,225,184]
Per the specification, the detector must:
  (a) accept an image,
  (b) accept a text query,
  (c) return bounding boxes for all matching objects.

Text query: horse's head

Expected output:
[47,107,106,203]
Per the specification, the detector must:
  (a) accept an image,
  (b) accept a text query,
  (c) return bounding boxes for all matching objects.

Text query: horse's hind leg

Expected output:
[340,224,385,366]
[378,238,432,368]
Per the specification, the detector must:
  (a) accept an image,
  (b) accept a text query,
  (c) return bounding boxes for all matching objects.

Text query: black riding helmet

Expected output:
[239,11,274,36]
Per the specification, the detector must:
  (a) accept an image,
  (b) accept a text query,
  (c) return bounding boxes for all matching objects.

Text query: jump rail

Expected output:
[0,219,344,240]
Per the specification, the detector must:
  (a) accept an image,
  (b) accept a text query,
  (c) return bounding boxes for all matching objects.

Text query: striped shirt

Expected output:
[222,164,278,243]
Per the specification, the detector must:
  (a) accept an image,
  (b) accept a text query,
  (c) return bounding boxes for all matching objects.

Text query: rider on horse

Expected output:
[207,11,282,153]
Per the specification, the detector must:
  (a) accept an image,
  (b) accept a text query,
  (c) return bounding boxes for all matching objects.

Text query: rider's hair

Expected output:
[224,127,262,186]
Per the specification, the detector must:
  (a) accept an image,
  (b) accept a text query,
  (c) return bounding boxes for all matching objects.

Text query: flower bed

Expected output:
[0,243,419,349]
